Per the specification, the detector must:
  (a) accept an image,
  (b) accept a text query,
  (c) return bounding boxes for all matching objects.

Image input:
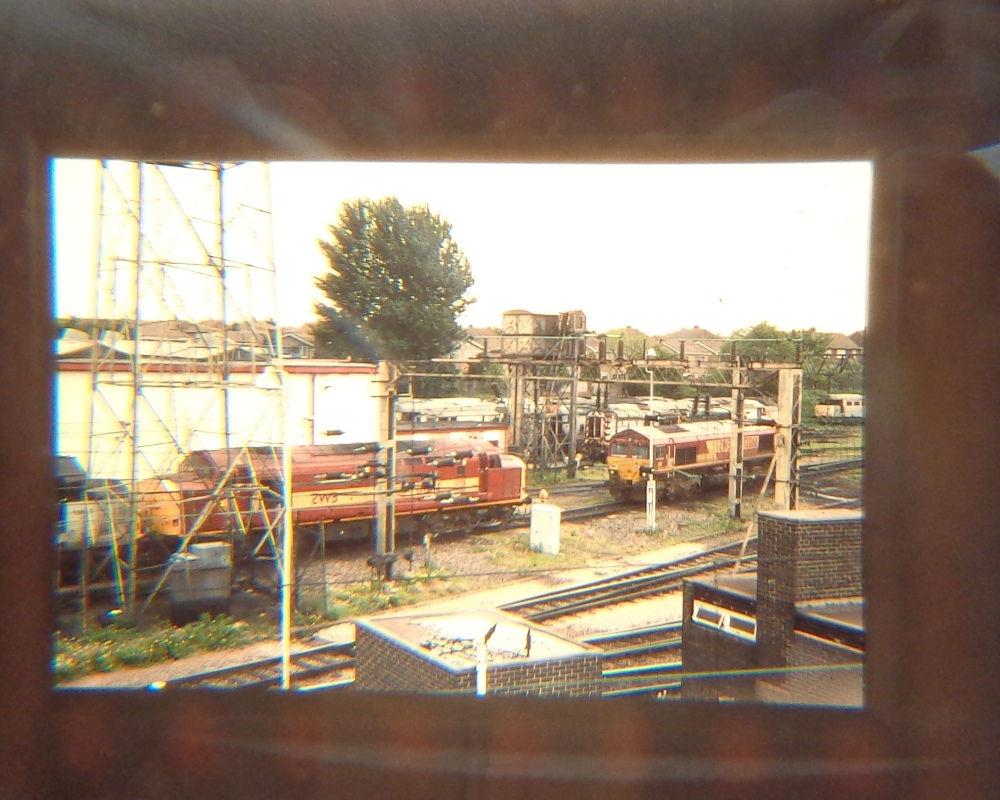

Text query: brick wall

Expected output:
[680,511,864,705]
[354,621,603,697]
[756,633,864,707]
[354,625,475,694]
[757,510,863,601]
[680,582,757,701]
[488,656,603,698]
[757,510,862,672]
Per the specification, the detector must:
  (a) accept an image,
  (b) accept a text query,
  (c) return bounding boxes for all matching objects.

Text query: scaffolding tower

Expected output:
[80,161,290,617]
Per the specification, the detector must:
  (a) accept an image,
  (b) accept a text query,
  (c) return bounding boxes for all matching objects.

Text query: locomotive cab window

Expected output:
[675,446,698,466]
[609,440,631,457]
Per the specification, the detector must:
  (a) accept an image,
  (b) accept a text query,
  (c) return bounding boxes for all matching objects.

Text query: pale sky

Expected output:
[54,159,872,337]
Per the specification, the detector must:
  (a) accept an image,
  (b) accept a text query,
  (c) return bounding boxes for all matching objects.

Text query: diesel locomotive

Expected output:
[606,421,776,501]
[137,437,529,544]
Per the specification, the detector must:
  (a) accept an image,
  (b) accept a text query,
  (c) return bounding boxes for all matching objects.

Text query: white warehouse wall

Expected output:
[55,362,381,480]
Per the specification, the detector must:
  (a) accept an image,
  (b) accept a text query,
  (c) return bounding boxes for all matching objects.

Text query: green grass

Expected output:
[298,567,472,622]
[526,464,609,489]
[53,614,273,683]
[526,468,573,488]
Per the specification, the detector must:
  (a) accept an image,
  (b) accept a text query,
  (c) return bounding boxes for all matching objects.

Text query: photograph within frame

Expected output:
[51,157,870,708]
[3,1,999,798]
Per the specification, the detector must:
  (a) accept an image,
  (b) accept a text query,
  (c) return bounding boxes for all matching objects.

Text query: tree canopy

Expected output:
[727,321,799,363]
[312,197,475,362]
[725,322,863,396]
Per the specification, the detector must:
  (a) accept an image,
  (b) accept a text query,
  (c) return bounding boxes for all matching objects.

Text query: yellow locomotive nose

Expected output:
[607,456,642,487]
[616,459,642,484]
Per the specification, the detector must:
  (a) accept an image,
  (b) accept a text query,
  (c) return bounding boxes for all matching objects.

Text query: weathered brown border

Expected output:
[4,2,1000,797]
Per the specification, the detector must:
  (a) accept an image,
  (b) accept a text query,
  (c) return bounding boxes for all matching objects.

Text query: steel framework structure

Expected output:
[76,161,291,619]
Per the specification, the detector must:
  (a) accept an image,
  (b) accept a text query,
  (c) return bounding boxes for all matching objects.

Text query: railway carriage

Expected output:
[395,397,511,450]
[813,393,865,422]
[606,421,776,501]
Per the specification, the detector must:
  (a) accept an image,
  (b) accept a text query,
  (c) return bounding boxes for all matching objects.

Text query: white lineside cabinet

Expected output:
[529,503,561,555]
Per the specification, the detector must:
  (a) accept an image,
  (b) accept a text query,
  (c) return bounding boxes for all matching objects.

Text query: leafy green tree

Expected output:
[313,198,475,362]
[726,323,864,399]
[786,328,865,394]
[604,327,655,361]
[792,328,833,361]
[465,361,509,399]
[726,321,797,363]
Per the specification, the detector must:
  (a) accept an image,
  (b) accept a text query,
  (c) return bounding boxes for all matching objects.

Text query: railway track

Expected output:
[582,621,683,665]
[581,622,684,697]
[153,642,355,690]
[799,458,864,475]
[799,457,863,508]
[505,499,627,531]
[527,480,610,498]
[499,539,757,623]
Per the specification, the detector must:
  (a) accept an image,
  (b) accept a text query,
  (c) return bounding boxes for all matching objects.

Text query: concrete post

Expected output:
[774,368,803,510]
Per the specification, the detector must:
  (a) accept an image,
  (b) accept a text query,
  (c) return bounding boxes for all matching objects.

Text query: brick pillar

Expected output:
[756,510,864,680]
[757,515,797,673]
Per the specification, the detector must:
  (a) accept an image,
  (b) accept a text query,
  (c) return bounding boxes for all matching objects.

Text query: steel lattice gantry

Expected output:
[73,161,291,618]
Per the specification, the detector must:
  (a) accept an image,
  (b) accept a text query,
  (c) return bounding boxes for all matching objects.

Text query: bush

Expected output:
[53,615,271,683]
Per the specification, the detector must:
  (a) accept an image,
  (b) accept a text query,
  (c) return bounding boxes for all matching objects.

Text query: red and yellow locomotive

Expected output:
[607,421,776,501]
[137,438,529,544]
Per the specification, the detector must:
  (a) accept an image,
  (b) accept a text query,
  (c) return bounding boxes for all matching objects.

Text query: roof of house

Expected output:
[464,326,499,339]
[281,328,315,345]
[652,327,723,356]
[826,333,862,350]
[656,326,723,341]
[137,320,223,338]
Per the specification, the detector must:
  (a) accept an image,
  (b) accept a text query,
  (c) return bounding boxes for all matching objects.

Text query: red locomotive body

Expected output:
[138,438,529,543]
